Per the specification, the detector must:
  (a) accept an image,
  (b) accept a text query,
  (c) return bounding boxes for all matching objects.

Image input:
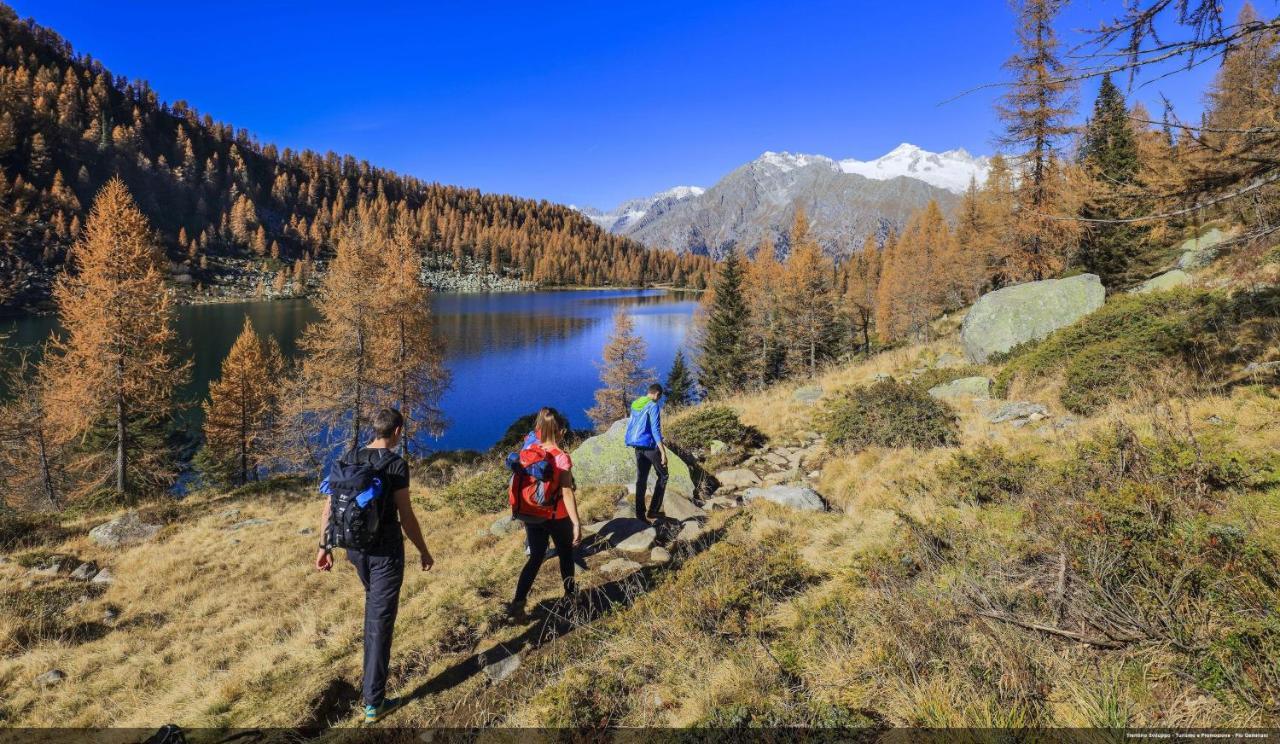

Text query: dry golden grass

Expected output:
[2,328,1276,730]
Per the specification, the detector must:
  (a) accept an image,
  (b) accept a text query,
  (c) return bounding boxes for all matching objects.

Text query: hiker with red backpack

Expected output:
[503,407,582,621]
[314,408,434,724]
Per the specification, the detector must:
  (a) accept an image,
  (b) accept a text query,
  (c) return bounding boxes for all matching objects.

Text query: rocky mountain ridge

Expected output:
[579,144,987,259]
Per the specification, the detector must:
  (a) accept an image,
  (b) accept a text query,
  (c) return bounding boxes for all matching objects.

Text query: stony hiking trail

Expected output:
[301,417,840,730]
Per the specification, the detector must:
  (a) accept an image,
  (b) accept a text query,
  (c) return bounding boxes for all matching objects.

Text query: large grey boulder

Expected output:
[715,468,762,491]
[573,420,695,496]
[927,376,992,401]
[89,512,161,548]
[960,274,1106,362]
[660,492,706,521]
[1177,227,1226,270]
[69,562,99,581]
[35,670,66,689]
[742,484,827,512]
[29,554,76,577]
[614,527,657,553]
[482,653,521,683]
[990,401,1050,427]
[600,558,642,576]
[1135,269,1190,294]
[675,522,702,543]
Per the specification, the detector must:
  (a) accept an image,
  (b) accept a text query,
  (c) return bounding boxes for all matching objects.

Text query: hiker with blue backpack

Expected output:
[625,383,668,523]
[314,408,434,723]
[503,407,582,621]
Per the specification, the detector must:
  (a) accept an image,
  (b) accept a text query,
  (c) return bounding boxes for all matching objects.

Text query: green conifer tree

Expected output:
[1078,73,1144,286]
[697,247,750,397]
[664,349,695,409]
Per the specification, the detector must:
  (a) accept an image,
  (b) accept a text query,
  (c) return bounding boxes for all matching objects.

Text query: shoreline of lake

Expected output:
[3,289,698,453]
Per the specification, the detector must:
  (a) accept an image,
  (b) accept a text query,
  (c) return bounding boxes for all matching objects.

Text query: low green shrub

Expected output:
[0,508,66,552]
[995,288,1280,414]
[817,380,960,451]
[537,666,643,729]
[666,405,764,459]
[431,466,509,515]
[937,445,1043,504]
[909,365,986,393]
[491,411,588,454]
[696,698,878,729]
[0,582,95,654]
[643,531,818,640]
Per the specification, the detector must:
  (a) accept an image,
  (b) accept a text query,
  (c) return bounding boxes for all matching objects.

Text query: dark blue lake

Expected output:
[2,289,698,453]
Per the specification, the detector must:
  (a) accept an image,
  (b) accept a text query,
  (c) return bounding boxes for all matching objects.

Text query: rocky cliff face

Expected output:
[581,146,976,260]
[629,152,958,259]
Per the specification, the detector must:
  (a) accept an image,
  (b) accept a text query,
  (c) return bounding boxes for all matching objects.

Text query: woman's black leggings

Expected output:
[514,517,576,602]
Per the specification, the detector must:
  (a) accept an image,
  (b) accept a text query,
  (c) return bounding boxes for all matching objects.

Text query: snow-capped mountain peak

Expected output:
[656,185,705,200]
[577,184,704,232]
[838,143,989,194]
[754,151,836,173]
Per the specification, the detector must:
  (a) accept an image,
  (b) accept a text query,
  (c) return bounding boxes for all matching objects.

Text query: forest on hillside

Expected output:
[689,0,1278,398]
[0,4,712,311]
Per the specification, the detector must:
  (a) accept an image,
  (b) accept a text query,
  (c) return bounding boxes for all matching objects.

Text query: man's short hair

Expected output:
[648,383,664,397]
[371,408,404,439]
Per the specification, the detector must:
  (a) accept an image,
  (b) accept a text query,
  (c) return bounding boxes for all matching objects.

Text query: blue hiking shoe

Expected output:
[364,697,400,723]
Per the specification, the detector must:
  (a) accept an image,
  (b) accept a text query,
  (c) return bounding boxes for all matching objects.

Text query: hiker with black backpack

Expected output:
[503,407,581,621]
[314,408,434,724]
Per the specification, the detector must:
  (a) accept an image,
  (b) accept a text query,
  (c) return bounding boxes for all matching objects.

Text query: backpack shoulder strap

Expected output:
[374,449,400,472]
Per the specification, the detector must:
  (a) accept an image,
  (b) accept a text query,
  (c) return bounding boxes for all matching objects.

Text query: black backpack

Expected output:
[321,449,395,550]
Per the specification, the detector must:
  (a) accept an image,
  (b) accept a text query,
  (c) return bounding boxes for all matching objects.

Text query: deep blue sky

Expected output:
[11,1,1230,208]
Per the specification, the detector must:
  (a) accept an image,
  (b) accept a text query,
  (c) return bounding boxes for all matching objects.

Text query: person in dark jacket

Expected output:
[314,408,434,724]
[624,383,667,522]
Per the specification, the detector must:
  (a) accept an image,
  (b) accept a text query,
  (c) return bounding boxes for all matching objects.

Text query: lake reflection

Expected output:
[3,289,698,452]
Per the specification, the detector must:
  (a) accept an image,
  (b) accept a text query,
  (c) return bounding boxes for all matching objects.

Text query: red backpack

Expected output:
[508,443,563,522]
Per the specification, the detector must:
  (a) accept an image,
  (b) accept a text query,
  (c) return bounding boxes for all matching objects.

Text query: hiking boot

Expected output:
[364,697,401,723]
[502,600,528,623]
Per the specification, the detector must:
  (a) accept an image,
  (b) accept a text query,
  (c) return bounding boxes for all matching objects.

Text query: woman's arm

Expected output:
[561,474,582,545]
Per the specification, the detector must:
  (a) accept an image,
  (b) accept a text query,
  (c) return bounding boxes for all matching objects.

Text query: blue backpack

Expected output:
[505,431,553,481]
[320,449,394,550]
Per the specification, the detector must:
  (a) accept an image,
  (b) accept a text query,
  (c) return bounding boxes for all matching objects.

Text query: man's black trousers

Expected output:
[347,547,404,707]
[634,446,668,518]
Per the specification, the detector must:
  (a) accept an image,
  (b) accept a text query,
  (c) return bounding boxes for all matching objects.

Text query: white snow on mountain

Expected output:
[837,143,990,194]
[656,185,705,200]
[578,185,705,232]
[577,144,989,249]
[755,151,834,173]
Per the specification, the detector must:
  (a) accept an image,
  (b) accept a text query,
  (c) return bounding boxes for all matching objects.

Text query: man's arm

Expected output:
[314,498,333,571]
[395,488,433,571]
[651,403,667,465]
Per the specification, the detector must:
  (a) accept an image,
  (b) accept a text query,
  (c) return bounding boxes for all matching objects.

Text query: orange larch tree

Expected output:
[42,178,188,500]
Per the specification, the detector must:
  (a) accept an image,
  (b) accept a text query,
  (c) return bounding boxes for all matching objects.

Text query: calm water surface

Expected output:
[2,289,697,452]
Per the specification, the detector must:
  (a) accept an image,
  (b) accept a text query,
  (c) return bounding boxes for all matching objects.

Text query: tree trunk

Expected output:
[352,325,365,451]
[116,391,127,498]
[398,318,410,457]
[35,424,57,509]
[240,380,249,486]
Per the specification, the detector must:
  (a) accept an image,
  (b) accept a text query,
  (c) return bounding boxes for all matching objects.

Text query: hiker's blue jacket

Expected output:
[624,396,663,448]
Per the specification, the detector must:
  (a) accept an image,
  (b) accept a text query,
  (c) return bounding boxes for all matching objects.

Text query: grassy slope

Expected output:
[2,329,1277,729]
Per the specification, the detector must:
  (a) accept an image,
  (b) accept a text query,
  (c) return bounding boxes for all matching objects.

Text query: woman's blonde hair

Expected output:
[534,407,566,448]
